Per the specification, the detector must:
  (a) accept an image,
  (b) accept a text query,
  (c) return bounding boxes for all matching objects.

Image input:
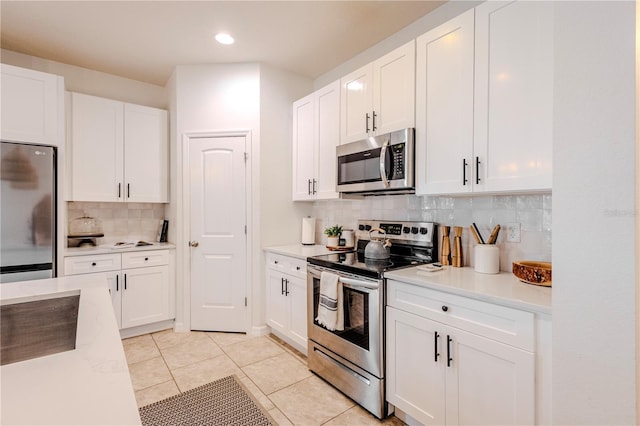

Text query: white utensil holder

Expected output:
[474,245,500,274]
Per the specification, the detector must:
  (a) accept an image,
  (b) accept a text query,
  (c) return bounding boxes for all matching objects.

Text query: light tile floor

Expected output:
[123,330,405,426]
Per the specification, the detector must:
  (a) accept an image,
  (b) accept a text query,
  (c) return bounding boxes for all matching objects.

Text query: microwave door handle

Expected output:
[379,138,390,188]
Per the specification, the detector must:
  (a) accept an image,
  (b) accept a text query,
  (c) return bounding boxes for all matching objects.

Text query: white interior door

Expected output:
[189,136,248,332]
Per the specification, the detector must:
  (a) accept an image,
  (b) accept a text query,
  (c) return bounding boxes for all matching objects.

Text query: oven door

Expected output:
[307,264,384,378]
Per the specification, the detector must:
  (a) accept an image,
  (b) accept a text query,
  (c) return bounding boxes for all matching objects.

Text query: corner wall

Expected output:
[552,2,637,423]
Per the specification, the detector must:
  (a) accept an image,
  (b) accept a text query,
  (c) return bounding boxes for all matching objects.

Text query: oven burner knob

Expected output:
[411,227,419,234]
[365,225,372,231]
[403,226,410,234]
[420,227,428,235]
[358,224,365,231]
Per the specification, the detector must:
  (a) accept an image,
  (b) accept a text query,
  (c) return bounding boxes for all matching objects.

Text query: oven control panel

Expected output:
[356,220,436,245]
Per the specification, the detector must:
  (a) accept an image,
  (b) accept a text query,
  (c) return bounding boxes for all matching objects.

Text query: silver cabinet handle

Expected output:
[189,241,199,247]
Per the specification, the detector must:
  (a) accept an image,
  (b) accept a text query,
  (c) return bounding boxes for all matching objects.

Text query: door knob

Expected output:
[189,241,199,247]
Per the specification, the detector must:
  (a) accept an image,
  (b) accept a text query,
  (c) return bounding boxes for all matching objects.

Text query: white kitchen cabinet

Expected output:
[292,80,340,201]
[386,280,535,425]
[67,92,168,202]
[340,41,415,144]
[0,64,63,146]
[416,2,553,195]
[265,252,307,353]
[64,249,174,332]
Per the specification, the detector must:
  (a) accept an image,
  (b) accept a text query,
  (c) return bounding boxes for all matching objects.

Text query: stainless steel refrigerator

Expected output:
[1,141,56,283]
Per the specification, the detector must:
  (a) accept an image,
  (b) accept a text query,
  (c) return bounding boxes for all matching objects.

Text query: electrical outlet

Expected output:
[506,222,521,243]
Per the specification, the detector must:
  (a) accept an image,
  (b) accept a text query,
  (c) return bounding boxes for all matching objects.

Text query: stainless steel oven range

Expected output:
[307,220,438,419]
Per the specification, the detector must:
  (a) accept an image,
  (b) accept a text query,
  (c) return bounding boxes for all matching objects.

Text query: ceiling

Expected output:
[0,1,444,87]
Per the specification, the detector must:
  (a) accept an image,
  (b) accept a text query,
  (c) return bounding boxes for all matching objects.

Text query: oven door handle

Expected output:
[379,138,390,188]
[308,267,379,290]
[337,276,380,290]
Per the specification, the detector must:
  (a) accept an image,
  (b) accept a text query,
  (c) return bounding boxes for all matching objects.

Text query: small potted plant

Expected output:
[324,224,343,248]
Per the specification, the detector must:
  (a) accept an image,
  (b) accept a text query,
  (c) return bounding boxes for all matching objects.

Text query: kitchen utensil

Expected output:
[487,224,501,244]
[364,228,392,259]
[474,245,499,274]
[441,226,451,265]
[469,225,482,244]
[452,226,463,267]
[472,223,485,244]
[512,261,552,286]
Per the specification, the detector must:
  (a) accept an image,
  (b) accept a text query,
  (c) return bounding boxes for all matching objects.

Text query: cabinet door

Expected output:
[373,41,416,135]
[123,103,168,202]
[69,92,124,202]
[286,274,307,349]
[474,1,553,192]
[121,265,170,329]
[292,95,316,201]
[446,327,535,425]
[265,268,288,335]
[340,64,373,144]
[314,80,340,200]
[386,307,446,426]
[0,64,61,145]
[415,10,475,196]
[105,271,122,329]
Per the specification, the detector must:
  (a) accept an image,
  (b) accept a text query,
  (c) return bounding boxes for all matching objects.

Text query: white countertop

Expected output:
[65,241,175,256]
[0,275,141,425]
[263,243,337,260]
[385,266,552,315]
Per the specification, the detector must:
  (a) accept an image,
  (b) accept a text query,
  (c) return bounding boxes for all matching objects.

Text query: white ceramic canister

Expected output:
[474,245,500,274]
[341,229,355,248]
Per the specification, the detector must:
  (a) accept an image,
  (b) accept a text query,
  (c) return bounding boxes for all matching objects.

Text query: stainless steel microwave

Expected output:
[336,128,414,195]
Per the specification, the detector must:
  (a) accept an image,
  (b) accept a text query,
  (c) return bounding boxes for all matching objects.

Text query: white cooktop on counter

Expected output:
[385,266,552,315]
[263,243,337,260]
[0,275,141,425]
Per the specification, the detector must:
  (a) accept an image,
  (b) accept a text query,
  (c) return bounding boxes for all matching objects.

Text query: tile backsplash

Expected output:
[311,193,552,272]
[66,202,167,246]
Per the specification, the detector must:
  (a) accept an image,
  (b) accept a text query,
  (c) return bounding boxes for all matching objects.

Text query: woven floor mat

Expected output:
[139,375,275,426]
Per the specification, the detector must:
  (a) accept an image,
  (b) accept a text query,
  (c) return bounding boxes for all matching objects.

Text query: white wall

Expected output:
[169,63,260,333]
[553,2,637,424]
[259,64,313,247]
[1,49,167,108]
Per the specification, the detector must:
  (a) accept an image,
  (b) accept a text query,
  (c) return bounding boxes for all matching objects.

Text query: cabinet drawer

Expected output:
[266,253,306,278]
[64,253,121,275]
[387,280,534,351]
[122,250,169,269]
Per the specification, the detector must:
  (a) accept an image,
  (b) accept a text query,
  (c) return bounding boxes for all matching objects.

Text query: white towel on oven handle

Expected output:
[316,271,344,331]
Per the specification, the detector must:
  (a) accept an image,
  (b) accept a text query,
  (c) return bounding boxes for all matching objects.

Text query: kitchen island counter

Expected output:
[386,266,552,315]
[0,275,141,425]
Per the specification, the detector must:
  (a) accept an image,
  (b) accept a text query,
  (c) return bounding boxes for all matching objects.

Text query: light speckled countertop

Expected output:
[385,266,552,314]
[263,243,338,260]
[65,241,175,256]
[0,275,141,425]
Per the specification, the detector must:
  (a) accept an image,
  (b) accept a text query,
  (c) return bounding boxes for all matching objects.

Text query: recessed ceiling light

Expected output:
[215,33,234,45]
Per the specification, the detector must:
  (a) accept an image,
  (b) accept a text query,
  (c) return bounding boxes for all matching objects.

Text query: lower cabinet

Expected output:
[64,249,174,331]
[386,280,536,425]
[265,252,307,354]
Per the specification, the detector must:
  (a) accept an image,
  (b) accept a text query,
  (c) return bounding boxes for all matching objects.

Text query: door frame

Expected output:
[180,130,253,332]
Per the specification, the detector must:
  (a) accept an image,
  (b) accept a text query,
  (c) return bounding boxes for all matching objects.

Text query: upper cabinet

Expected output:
[292,80,340,201]
[1,64,64,146]
[67,92,168,203]
[416,1,553,195]
[340,41,415,144]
